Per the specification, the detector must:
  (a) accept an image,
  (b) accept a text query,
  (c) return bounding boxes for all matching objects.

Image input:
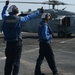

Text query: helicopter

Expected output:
[0,0,75,37]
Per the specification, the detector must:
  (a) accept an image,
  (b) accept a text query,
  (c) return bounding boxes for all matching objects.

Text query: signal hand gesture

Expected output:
[40,7,44,13]
[6,0,9,6]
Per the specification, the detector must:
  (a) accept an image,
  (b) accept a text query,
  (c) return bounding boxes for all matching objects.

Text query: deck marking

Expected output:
[22,48,39,54]
[0,57,6,60]
[60,38,75,43]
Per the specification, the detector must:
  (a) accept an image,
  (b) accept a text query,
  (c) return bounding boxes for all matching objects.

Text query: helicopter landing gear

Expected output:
[58,32,72,38]
[58,31,65,38]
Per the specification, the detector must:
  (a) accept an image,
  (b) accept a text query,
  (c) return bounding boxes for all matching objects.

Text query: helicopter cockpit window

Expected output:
[62,17,70,26]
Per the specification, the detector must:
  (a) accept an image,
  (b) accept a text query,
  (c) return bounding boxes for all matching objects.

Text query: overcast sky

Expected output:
[0,0,75,19]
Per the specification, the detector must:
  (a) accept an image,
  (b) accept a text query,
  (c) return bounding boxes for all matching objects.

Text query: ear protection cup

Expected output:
[12,5,19,14]
[12,7,19,14]
[41,13,51,20]
[45,14,48,20]
[45,14,50,20]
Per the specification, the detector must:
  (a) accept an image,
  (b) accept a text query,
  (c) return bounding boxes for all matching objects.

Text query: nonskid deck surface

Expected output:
[0,32,75,75]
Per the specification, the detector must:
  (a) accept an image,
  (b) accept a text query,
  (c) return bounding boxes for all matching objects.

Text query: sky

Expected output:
[0,0,75,19]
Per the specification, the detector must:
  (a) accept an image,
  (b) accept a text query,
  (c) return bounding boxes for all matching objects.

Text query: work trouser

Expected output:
[4,40,22,75]
[35,41,58,74]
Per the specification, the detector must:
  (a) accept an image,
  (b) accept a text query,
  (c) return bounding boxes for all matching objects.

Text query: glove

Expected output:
[40,7,44,13]
[6,0,9,6]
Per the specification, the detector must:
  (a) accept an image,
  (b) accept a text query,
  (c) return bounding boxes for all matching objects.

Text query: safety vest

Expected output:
[2,16,21,41]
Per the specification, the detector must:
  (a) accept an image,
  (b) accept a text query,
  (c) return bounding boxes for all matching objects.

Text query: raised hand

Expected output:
[6,0,9,6]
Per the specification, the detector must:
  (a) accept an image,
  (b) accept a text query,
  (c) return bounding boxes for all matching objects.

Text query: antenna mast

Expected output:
[49,0,50,9]
[52,0,55,9]
[49,0,55,9]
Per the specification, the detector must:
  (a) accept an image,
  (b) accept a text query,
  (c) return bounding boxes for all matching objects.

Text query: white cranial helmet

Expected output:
[41,13,51,19]
[8,5,18,14]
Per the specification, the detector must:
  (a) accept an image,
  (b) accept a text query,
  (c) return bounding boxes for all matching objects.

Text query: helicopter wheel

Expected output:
[66,34,71,38]
[58,32,65,38]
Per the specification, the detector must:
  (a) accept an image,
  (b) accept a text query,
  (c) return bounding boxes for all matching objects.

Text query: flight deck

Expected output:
[0,32,75,75]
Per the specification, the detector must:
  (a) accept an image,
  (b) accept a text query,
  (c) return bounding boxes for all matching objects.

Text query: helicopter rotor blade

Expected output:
[0,1,43,4]
[0,1,68,5]
[0,1,56,4]
[0,1,75,6]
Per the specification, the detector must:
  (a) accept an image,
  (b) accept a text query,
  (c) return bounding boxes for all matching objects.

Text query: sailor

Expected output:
[1,1,43,75]
[34,13,59,75]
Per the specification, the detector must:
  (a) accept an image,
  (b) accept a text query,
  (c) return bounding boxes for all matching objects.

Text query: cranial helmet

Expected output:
[41,13,51,19]
[8,5,19,14]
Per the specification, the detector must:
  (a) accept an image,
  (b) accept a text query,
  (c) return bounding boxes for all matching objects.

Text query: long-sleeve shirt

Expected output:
[38,21,52,43]
[2,5,40,24]
[1,5,40,41]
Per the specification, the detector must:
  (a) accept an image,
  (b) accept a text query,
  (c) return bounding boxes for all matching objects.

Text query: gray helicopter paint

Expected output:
[0,9,75,37]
